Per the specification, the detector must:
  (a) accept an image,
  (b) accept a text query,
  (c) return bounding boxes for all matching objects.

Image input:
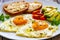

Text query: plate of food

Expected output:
[0,0,60,40]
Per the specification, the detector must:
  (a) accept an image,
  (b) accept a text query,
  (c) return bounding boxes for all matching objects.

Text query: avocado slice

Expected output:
[47,13,58,21]
[47,17,54,21]
[52,12,58,17]
[56,14,60,21]
[44,9,57,17]
[49,13,54,17]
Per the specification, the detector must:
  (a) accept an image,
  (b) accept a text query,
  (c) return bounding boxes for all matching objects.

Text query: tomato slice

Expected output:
[32,14,40,20]
[32,10,46,20]
[32,10,40,14]
[40,15,46,20]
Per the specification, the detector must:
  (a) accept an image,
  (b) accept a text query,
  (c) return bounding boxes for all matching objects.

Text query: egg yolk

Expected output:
[32,21,48,31]
[13,16,27,25]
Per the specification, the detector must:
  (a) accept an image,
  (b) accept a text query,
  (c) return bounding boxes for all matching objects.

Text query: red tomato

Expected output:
[32,14,40,20]
[32,10,46,20]
[40,15,46,20]
[32,10,40,14]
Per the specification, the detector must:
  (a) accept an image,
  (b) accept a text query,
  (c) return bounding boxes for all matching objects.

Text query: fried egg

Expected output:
[0,14,32,32]
[0,14,58,38]
[16,20,58,38]
[15,14,58,38]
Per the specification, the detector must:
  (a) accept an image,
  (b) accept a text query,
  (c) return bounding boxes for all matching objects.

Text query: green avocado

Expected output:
[56,14,60,21]
[47,13,58,21]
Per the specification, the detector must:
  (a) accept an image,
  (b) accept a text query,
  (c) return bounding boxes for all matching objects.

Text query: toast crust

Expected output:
[27,2,42,13]
[3,2,29,16]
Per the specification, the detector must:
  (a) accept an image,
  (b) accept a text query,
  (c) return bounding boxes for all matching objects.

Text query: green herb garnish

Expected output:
[5,15,10,19]
[0,14,4,21]
[0,14,10,22]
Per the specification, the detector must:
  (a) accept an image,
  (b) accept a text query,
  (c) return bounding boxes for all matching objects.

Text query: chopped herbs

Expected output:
[25,28,33,33]
[48,27,53,30]
[0,14,10,22]
[5,15,10,19]
[32,20,35,23]
[9,25,12,27]
[40,33,43,35]
[0,14,4,21]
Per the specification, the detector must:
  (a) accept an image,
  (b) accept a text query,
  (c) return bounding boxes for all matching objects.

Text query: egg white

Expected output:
[0,19,18,32]
[0,14,58,38]
[0,14,33,32]
[16,14,58,38]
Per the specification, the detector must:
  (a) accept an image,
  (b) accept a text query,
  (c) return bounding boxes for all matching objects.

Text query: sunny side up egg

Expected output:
[15,14,58,38]
[0,14,58,38]
[16,22,58,38]
[0,18,19,32]
[0,14,32,32]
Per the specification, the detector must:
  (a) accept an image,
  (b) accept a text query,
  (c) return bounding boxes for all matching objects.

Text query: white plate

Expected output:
[0,0,60,40]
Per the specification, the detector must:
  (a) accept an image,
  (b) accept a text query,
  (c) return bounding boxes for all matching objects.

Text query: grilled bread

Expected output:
[3,2,29,16]
[27,2,42,13]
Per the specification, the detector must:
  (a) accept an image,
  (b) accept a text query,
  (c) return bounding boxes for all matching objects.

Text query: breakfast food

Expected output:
[27,2,42,13]
[42,6,60,25]
[3,1,42,15]
[32,10,46,20]
[13,16,27,25]
[0,0,60,39]
[16,14,58,38]
[0,14,58,38]
[0,14,10,22]
[32,21,48,31]
[0,14,29,32]
[3,2,29,15]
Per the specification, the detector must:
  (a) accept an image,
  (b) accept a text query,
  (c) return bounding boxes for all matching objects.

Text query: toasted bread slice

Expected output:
[27,2,42,13]
[3,2,29,16]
